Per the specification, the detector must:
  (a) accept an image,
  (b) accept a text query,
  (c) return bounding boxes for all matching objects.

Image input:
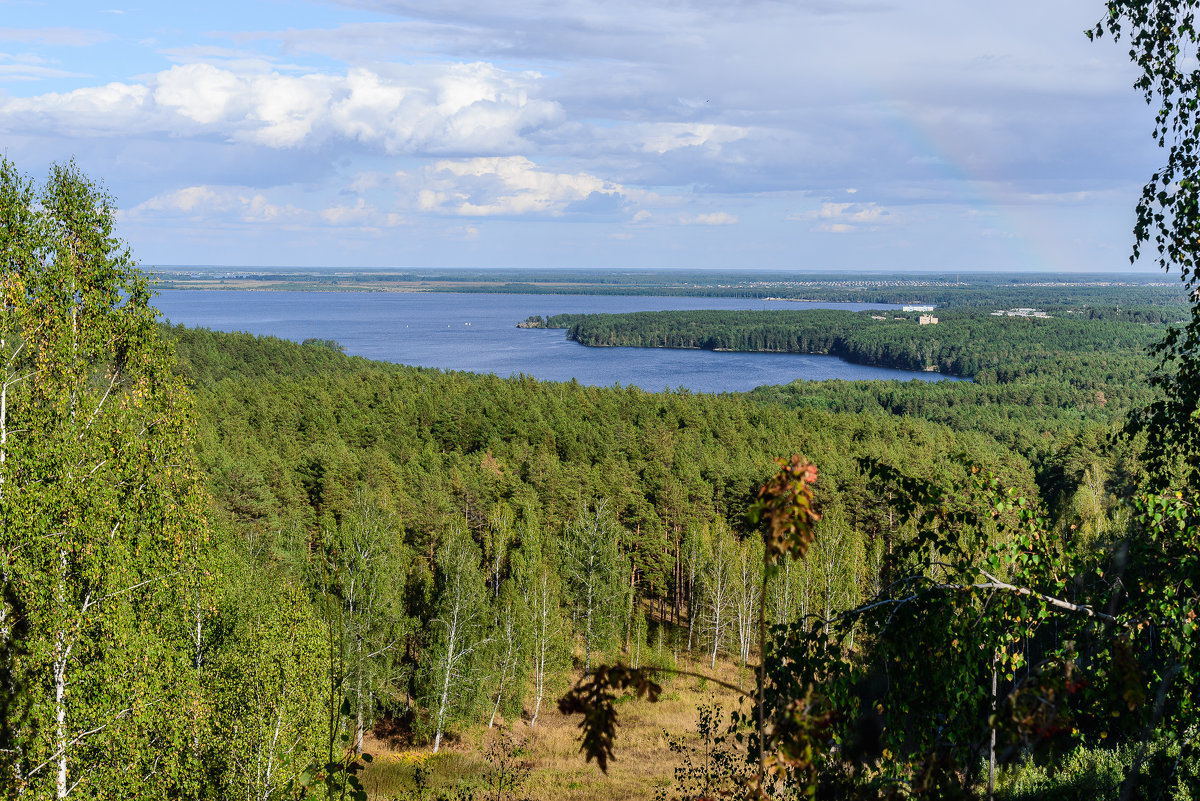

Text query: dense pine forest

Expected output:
[539,306,1169,468]
[544,306,1175,382]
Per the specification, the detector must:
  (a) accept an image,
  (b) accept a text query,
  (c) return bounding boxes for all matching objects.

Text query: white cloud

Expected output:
[0,54,87,82]
[0,61,563,155]
[0,27,113,46]
[3,81,152,135]
[131,185,308,224]
[635,123,747,154]
[416,156,630,217]
[679,211,738,225]
[321,198,405,227]
[790,201,893,232]
[128,183,415,232]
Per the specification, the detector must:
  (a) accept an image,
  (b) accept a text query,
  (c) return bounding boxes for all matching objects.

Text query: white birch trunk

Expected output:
[488,610,516,728]
[54,549,69,801]
[432,612,457,754]
[1,334,7,499]
[703,529,733,670]
[709,605,722,670]
[529,571,552,725]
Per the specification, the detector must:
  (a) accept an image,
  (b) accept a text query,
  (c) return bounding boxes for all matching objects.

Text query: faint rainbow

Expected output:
[859,86,1056,271]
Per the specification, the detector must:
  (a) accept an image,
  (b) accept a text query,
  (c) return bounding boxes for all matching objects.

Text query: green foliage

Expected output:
[330,493,413,753]
[656,702,750,801]
[547,306,1167,481]
[0,157,209,798]
[211,551,330,799]
[545,307,1167,384]
[994,738,1199,801]
[1093,2,1200,489]
[303,338,346,353]
[427,520,492,753]
[564,504,628,675]
[477,728,533,801]
[511,521,570,724]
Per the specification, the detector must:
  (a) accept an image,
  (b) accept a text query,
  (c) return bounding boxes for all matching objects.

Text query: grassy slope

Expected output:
[362,650,751,801]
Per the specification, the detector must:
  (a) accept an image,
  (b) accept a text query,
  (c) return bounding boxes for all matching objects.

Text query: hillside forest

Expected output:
[0,157,1195,800]
[6,5,1200,799]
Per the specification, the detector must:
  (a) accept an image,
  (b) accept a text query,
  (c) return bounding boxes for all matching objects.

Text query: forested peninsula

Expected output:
[543,306,1172,380]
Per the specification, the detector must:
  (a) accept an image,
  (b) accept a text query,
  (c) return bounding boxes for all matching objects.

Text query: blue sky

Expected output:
[0,0,1162,271]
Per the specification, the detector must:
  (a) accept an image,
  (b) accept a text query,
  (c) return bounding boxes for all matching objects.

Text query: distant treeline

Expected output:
[543,307,1169,383]
[459,283,1186,307]
[152,267,1187,309]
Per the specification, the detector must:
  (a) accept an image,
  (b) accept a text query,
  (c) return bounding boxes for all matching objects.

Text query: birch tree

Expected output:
[767,553,796,628]
[699,522,737,670]
[485,583,526,728]
[210,564,328,801]
[0,159,207,799]
[810,510,860,630]
[428,520,490,753]
[563,503,625,675]
[512,523,567,725]
[732,535,763,670]
[483,504,514,599]
[630,607,647,670]
[333,494,410,755]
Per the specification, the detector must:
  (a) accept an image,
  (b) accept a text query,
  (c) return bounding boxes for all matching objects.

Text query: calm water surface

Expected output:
[155,290,962,393]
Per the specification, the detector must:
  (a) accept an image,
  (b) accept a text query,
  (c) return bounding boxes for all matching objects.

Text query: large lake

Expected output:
[155,290,963,393]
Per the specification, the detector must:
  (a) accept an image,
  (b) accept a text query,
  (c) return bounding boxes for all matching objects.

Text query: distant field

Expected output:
[150,267,1186,308]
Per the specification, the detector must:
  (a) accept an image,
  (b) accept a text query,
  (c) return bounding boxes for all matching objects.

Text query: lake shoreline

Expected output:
[154,290,963,393]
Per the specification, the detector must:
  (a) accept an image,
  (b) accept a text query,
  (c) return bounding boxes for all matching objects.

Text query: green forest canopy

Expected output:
[8,2,1200,793]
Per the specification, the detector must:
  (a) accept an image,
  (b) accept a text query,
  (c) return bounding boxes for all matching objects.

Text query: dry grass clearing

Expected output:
[361,655,753,801]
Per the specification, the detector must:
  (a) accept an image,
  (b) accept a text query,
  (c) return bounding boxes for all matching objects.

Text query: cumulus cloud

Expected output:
[321,198,405,228]
[0,61,563,154]
[416,156,631,217]
[131,185,308,224]
[789,201,893,233]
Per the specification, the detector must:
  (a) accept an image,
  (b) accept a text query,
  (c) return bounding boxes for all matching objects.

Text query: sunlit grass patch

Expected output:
[362,651,750,800]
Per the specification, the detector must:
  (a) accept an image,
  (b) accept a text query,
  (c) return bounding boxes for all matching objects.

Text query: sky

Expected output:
[0,0,1166,272]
